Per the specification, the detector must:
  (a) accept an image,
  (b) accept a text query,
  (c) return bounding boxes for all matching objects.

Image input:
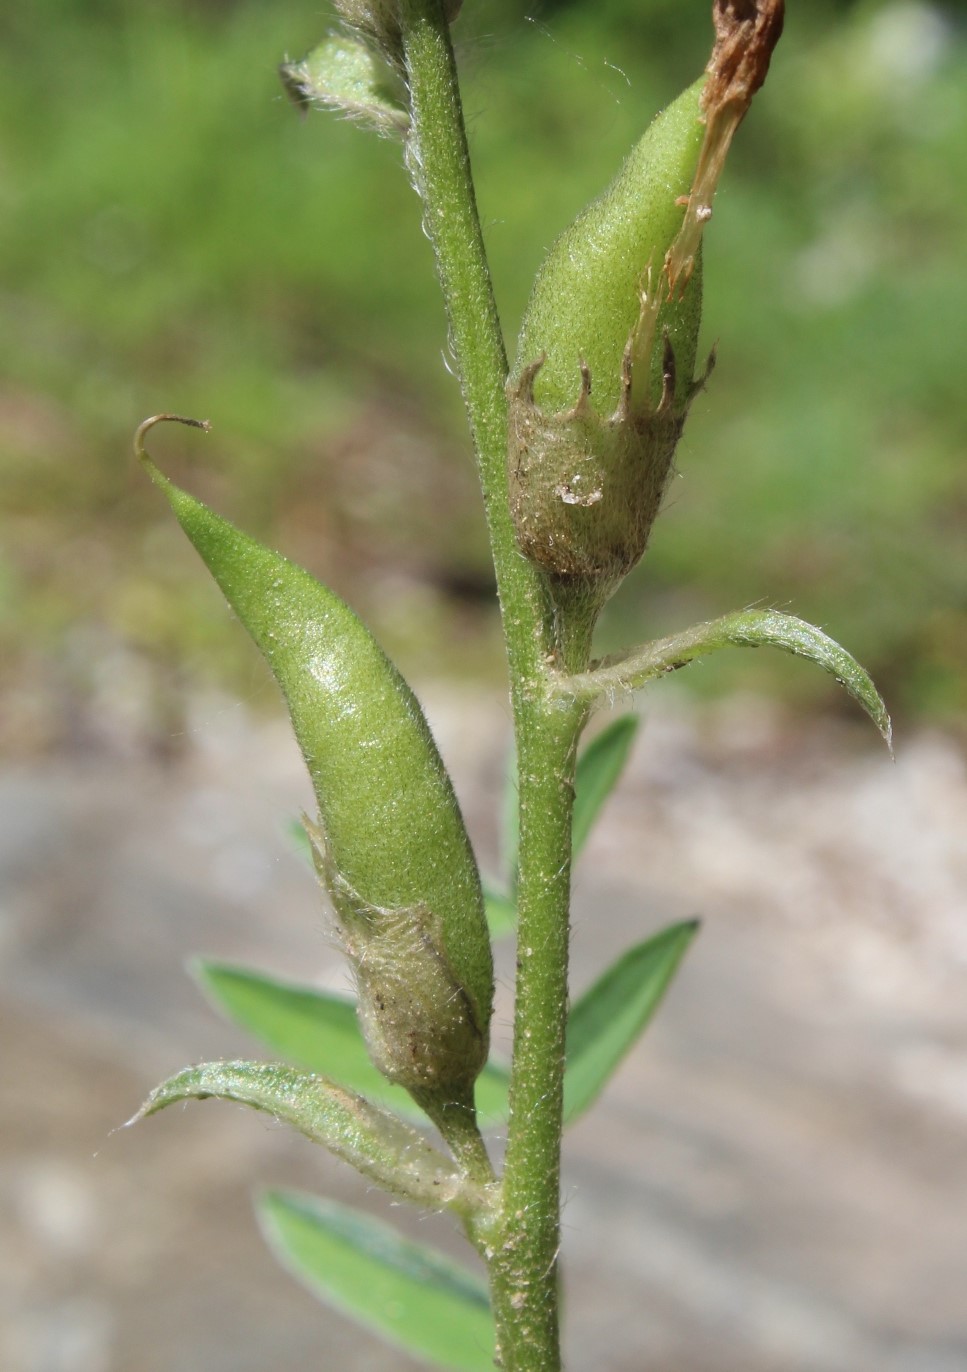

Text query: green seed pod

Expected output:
[509,0,787,619]
[137,419,493,1108]
[509,80,708,606]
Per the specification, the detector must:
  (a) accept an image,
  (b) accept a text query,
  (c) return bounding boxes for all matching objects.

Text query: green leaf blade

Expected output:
[193,959,510,1126]
[723,610,893,748]
[134,1061,472,1212]
[258,1190,495,1372]
[566,610,892,750]
[193,959,421,1118]
[563,920,699,1123]
[572,714,640,858]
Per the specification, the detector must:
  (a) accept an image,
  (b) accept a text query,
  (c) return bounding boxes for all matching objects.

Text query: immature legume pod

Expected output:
[515,79,706,418]
[508,80,708,597]
[141,440,493,1101]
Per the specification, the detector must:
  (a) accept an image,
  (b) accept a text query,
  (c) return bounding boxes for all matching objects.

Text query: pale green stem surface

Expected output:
[397,4,590,1366]
[397,0,546,681]
[487,696,588,1369]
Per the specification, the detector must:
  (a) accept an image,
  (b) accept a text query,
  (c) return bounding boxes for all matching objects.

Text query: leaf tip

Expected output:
[186,953,213,986]
[122,1092,157,1130]
[882,715,895,760]
[254,1186,291,1244]
[134,413,211,484]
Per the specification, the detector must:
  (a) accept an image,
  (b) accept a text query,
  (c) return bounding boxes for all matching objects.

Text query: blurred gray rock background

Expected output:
[3,685,965,1372]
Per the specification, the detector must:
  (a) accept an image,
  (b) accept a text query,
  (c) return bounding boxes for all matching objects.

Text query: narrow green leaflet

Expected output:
[562,609,892,750]
[280,752,516,1108]
[466,923,699,1128]
[193,959,419,1117]
[572,714,640,858]
[193,960,510,1124]
[562,920,699,1122]
[134,1061,478,1213]
[496,715,640,912]
[258,1190,495,1372]
[280,33,409,136]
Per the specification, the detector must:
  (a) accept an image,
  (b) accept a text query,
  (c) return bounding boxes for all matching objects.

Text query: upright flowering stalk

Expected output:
[135,5,893,1371]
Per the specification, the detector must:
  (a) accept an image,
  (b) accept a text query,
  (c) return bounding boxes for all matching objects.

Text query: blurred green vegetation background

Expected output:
[1,0,965,753]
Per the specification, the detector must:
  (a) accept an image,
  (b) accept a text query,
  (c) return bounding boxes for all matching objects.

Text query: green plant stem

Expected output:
[488,695,588,1369]
[397,6,593,1367]
[396,0,547,686]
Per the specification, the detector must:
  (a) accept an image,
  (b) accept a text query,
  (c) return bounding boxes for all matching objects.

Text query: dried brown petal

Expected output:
[666,0,784,296]
[704,0,785,117]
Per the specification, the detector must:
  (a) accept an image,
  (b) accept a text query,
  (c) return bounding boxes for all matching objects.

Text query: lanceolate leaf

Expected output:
[561,609,892,750]
[572,714,640,858]
[455,923,699,1129]
[191,781,691,1139]
[562,920,699,1122]
[258,1190,495,1372]
[193,960,510,1124]
[193,959,419,1117]
[134,1061,477,1213]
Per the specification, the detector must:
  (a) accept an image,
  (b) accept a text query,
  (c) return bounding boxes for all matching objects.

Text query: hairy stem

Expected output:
[397,0,547,687]
[487,695,588,1369]
[397,4,590,1367]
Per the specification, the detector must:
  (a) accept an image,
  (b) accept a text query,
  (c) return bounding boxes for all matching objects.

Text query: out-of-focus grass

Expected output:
[1,0,964,752]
